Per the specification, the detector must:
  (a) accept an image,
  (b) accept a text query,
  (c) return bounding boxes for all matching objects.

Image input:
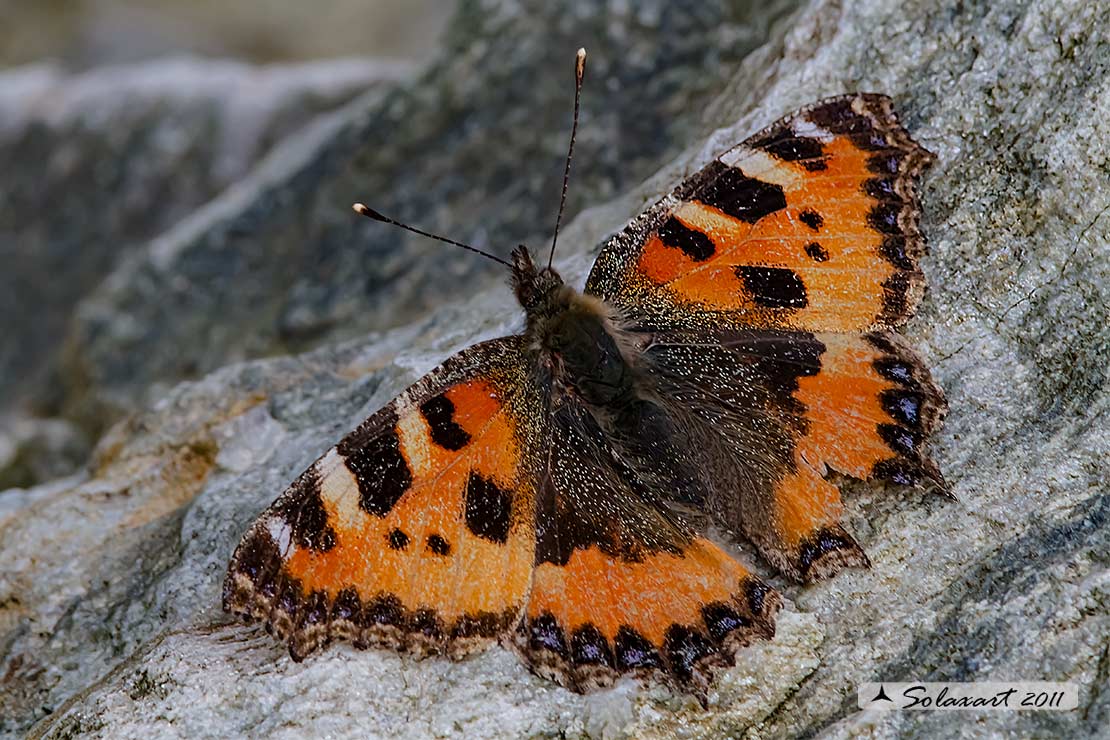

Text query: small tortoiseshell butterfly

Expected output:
[224,49,946,702]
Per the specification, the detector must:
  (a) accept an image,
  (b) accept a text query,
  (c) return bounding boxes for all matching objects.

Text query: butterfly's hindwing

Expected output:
[638,327,945,582]
[516,396,781,696]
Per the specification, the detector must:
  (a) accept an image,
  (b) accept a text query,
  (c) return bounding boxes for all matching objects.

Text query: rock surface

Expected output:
[0,56,413,420]
[2,0,1108,738]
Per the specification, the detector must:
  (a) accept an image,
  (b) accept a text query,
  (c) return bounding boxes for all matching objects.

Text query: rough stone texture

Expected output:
[2,0,1108,738]
[0,56,413,417]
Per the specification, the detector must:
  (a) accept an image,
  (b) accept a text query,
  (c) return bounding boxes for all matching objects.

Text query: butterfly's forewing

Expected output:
[640,328,945,581]
[224,337,546,660]
[586,94,946,581]
[515,398,780,697]
[586,93,933,332]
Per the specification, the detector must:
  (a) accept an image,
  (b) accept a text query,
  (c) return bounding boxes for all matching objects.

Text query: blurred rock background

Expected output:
[0,0,450,487]
[1,1,1107,739]
[0,0,450,68]
[0,55,410,481]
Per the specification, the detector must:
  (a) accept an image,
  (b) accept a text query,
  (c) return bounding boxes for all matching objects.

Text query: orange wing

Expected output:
[678,330,947,582]
[224,337,545,660]
[514,398,781,700]
[586,94,933,333]
[637,327,944,583]
[582,95,946,582]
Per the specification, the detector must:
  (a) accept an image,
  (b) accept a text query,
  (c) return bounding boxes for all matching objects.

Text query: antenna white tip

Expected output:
[353,202,389,222]
[575,48,587,80]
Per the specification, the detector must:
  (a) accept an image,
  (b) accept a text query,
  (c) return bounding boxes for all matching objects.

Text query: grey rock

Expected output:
[2,0,1108,738]
[0,56,413,420]
[0,416,90,491]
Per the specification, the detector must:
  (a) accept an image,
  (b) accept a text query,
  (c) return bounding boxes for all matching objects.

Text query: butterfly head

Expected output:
[511,245,567,313]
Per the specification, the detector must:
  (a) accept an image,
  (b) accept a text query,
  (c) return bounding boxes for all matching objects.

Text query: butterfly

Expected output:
[224,49,946,703]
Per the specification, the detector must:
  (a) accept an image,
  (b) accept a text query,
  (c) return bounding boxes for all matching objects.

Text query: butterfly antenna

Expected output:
[547,47,587,270]
[352,203,512,268]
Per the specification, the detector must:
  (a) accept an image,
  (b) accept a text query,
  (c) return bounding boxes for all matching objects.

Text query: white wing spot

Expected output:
[396,409,433,476]
[266,516,295,557]
[792,117,835,143]
[721,147,803,190]
[317,449,363,531]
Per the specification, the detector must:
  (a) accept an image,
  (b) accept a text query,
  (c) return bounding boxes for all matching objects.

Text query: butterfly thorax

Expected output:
[511,245,636,406]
